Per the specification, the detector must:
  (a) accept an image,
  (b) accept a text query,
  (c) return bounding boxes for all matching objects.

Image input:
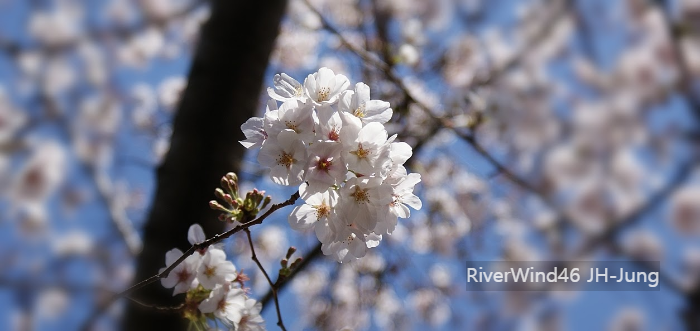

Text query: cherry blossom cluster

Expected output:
[240,67,422,262]
[160,224,264,331]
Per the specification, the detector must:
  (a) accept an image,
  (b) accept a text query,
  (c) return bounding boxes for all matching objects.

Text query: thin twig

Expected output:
[90,166,143,255]
[126,297,185,313]
[80,190,300,331]
[260,243,322,311]
[244,229,287,331]
[457,132,545,196]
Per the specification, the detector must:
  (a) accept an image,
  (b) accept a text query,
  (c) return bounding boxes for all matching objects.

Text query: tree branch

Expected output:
[126,297,185,313]
[653,0,700,117]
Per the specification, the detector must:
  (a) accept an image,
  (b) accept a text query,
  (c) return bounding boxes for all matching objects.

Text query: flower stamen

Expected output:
[277,152,295,167]
[350,186,370,203]
[314,202,331,219]
[350,143,370,159]
[353,104,366,118]
[317,87,331,102]
[318,158,332,171]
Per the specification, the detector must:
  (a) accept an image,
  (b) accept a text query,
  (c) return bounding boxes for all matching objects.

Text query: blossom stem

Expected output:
[260,243,322,312]
[244,228,287,331]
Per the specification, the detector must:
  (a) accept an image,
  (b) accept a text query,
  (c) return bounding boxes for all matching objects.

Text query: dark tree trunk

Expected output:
[683,288,700,331]
[121,0,287,330]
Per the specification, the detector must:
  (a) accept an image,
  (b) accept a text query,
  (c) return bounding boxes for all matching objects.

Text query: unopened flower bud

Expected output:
[261,196,272,209]
[286,246,297,259]
[226,172,238,183]
[209,200,228,212]
[215,188,226,201]
[290,258,303,270]
[221,176,231,190]
[223,193,235,206]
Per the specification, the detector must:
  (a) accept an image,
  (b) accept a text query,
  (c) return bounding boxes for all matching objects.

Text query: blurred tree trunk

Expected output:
[121,0,287,330]
[683,289,700,331]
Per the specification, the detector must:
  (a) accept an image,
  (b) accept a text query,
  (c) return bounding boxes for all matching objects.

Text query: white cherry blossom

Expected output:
[339,177,393,233]
[383,141,413,184]
[375,173,422,235]
[240,117,266,149]
[390,173,422,218]
[305,141,346,193]
[265,99,315,143]
[159,248,201,295]
[257,130,308,186]
[315,105,344,142]
[289,185,339,231]
[339,82,393,124]
[341,119,390,176]
[237,298,266,331]
[242,68,421,262]
[322,226,368,262]
[196,248,237,289]
[303,67,350,105]
[198,285,247,327]
[267,73,306,102]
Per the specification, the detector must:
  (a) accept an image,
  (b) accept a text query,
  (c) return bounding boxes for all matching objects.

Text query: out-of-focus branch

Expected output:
[125,298,184,313]
[304,0,571,152]
[82,191,299,331]
[652,1,700,328]
[572,0,600,63]
[654,0,700,117]
[44,95,143,256]
[90,167,143,255]
[572,160,697,258]
[456,132,546,196]
[471,0,574,88]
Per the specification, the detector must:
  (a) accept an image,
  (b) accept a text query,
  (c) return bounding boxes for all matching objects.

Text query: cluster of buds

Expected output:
[279,246,303,278]
[210,172,272,224]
